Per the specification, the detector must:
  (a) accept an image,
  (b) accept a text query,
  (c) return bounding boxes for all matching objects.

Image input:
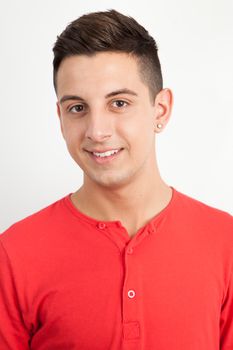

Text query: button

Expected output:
[97,222,106,229]
[149,227,156,234]
[127,247,134,254]
[128,289,136,298]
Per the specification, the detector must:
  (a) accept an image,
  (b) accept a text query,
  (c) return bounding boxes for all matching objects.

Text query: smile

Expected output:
[87,148,123,164]
[93,149,119,157]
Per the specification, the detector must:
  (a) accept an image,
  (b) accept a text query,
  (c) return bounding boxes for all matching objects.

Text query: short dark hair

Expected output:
[52,9,163,103]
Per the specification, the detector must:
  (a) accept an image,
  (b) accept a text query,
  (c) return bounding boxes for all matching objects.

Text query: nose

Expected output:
[85,111,113,142]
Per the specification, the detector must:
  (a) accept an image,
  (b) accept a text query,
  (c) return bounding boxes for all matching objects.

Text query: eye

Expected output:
[112,100,128,108]
[68,104,85,113]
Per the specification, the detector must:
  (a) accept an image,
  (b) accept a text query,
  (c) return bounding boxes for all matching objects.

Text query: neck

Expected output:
[71,157,172,237]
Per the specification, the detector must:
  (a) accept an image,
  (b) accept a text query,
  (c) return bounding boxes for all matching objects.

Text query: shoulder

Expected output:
[171,188,233,268]
[173,187,233,233]
[0,194,72,247]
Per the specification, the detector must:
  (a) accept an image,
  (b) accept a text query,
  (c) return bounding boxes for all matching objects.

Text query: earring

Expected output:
[157,123,163,129]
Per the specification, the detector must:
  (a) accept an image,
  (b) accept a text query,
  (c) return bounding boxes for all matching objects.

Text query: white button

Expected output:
[128,289,136,298]
[97,222,106,229]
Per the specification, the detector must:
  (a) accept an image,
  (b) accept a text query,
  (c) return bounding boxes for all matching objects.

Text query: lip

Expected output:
[86,148,124,164]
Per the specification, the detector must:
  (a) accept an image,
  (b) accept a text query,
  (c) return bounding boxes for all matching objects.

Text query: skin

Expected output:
[56,51,173,237]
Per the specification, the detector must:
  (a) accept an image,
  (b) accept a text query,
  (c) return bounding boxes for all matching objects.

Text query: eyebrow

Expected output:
[59,88,138,105]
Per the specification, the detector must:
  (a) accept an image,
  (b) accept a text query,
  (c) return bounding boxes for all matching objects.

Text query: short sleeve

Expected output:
[220,264,233,349]
[0,238,30,349]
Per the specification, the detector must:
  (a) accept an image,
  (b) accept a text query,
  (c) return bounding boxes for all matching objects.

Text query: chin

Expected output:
[88,170,133,189]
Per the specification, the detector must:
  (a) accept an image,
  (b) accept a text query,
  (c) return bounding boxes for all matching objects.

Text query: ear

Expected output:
[56,101,65,138]
[153,88,173,133]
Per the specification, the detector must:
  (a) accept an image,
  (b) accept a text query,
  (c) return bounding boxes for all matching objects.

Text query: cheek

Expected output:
[119,113,153,146]
[62,131,83,161]
[62,121,83,145]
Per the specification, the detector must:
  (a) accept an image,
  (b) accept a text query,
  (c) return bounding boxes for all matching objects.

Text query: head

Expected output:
[53,9,163,104]
[53,9,172,189]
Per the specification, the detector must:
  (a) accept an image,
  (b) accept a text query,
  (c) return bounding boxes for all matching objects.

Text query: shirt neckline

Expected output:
[63,185,178,228]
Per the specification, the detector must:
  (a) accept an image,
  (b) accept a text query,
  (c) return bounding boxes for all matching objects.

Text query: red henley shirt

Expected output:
[0,186,233,349]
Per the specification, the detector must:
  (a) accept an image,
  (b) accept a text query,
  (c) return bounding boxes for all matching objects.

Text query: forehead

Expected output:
[56,52,147,97]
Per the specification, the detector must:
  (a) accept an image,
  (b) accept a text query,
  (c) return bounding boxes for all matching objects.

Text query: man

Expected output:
[0,9,232,350]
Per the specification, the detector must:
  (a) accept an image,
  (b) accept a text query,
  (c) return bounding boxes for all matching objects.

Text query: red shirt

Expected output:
[0,186,233,349]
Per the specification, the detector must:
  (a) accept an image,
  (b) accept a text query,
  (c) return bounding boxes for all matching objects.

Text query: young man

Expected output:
[0,9,232,350]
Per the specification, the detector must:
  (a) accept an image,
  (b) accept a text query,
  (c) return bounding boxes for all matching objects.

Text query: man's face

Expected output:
[56,52,167,189]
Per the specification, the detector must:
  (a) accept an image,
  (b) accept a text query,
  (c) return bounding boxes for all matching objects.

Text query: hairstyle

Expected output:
[52,9,163,104]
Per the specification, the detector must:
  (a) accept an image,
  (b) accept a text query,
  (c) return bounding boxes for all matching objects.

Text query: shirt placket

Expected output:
[121,224,156,349]
[96,219,156,349]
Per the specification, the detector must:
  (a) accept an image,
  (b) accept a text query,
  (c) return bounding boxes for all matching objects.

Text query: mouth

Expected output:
[86,148,124,164]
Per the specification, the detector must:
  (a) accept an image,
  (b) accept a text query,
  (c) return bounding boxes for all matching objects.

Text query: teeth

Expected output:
[93,149,119,157]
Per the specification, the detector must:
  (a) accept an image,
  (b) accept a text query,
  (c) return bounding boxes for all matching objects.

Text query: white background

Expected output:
[0,0,232,232]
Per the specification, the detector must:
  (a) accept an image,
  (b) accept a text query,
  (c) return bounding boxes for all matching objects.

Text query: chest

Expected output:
[28,232,223,349]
